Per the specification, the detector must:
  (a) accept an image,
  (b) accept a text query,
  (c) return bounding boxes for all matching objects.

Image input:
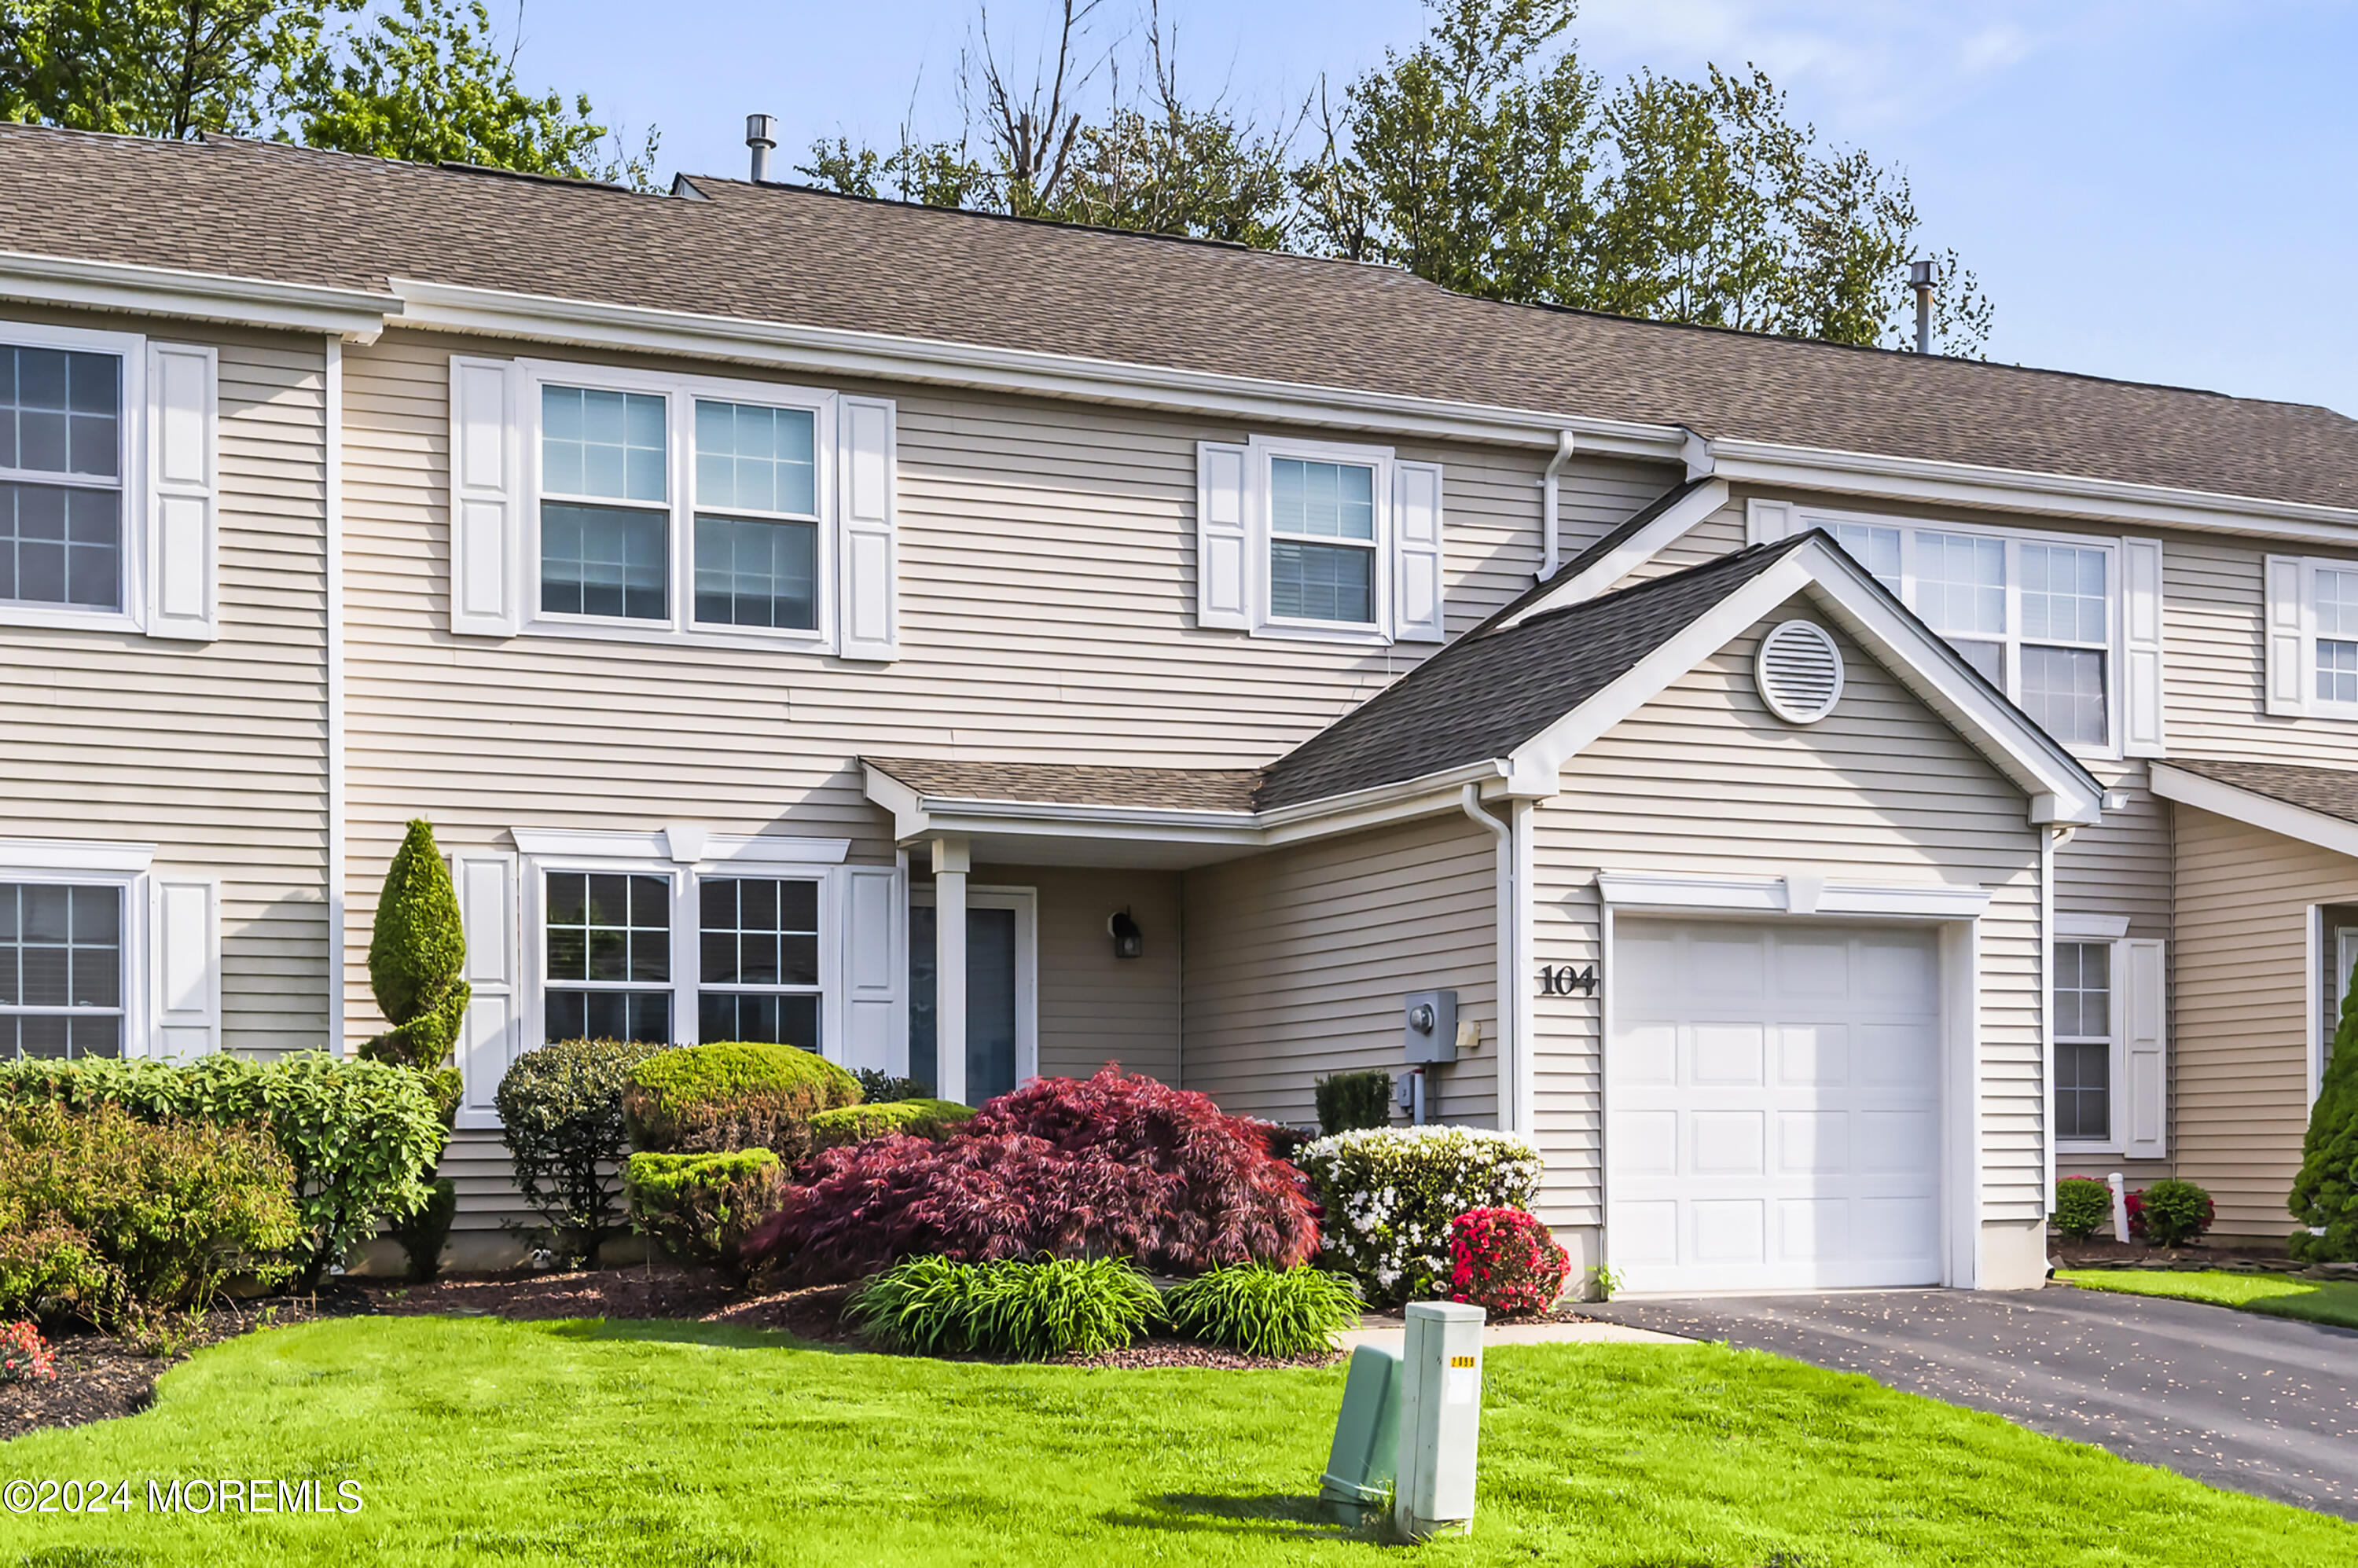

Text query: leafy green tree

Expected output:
[364,819,468,1103]
[2290,968,2358,1262]
[0,0,337,138]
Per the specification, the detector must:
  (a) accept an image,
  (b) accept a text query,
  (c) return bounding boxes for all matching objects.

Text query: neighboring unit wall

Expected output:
[1181,815,1500,1127]
[0,308,329,1056]
[1526,604,2046,1269]
[2170,804,2356,1236]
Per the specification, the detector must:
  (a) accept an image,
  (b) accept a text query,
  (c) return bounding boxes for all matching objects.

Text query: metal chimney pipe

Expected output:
[746,113,777,182]
[1908,258,1937,354]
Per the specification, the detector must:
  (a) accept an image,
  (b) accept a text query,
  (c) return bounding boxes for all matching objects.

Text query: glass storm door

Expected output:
[909,894,1031,1105]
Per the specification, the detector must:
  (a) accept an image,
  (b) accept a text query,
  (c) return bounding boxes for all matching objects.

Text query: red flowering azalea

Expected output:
[1446,1206,1570,1314]
[0,1321,55,1384]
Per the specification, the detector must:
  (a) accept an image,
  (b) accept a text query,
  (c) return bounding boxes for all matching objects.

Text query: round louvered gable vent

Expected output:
[1756,620,1844,724]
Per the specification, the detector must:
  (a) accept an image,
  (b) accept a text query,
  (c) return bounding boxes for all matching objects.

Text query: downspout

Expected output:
[1537,430,1576,581]
[2040,823,2070,1224]
[325,336,346,1057]
[1462,784,1516,1133]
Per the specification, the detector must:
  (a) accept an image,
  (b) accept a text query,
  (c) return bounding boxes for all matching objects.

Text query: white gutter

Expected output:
[1538,430,1577,578]
[325,336,347,1055]
[0,251,395,338]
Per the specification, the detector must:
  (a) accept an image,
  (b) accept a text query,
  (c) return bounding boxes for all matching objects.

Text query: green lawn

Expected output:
[1,1316,2349,1566]
[2058,1268,2358,1329]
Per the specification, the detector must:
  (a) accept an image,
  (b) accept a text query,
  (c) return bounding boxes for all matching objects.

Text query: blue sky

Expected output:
[520,2,2358,415]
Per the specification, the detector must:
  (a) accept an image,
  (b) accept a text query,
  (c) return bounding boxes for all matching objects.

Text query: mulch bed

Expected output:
[2048,1237,2357,1278]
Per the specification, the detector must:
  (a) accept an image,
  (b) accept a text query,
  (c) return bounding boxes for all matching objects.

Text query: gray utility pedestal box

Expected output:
[1317,1343,1401,1522]
[1404,989,1458,1063]
[1395,1302,1486,1540]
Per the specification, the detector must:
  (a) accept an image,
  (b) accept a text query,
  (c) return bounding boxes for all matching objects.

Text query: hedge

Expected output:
[624,1150,788,1276]
[808,1098,974,1150]
[623,1042,861,1161]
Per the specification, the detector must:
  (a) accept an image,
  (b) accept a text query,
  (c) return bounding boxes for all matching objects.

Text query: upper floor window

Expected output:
[1,344,123,615]
[539,387,668,622]
[2263,553,2358,722]
[1826,518,2120,751]
[1269,457,1378,626]
[693,400,819,632]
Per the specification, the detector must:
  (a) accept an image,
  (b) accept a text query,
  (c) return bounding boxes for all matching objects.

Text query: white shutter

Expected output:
[148,874,220,1059]
[2121,937,2168,1159]
[2121,537,2165,756]
[1746,497,1797,545]
[146,343,218,641]
[838,865,902,1075]
[2264,554,2307,717]
[448,356,520,637]
[837,395,899,661]
[1196,441,1251,630]
[1393,459,1445,643]
[450,852,520,1126]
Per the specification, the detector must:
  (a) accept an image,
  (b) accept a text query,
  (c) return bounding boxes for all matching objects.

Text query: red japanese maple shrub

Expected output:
[1446,1206,1570,1315]
[745,1065,1319,1280]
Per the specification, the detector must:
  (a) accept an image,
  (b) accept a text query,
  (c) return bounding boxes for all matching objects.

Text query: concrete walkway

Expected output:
[1336,1317,1689,1353]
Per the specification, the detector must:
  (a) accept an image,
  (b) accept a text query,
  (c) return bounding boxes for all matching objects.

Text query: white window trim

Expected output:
[1762,501,2129,761]
[515,358,839,652]
[909,881,1040,1092]
[2266,554,2358,720]
[0,839,156,1059]
[2052,935,2118,1151]
[517,842,855,1059]
[0,319,148,634]
[1247,433,1397,646]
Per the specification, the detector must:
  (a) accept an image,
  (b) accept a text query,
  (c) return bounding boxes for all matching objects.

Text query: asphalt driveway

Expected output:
[1584,1286,2358,1518]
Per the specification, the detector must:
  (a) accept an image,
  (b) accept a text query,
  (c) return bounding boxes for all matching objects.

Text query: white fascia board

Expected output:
[508,827,851,865]
[0,836,157,874]
[2055,913,2132,938]
[2149,762,2358,861]
[1497,479,1731,627]
[0,251,395,339]
[390,277,1680,461]
[1596,870,1991,920]
[1712,439,2358,545]
[1503,539,2104,822]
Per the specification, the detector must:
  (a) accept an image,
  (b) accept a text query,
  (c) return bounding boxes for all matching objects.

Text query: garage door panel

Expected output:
[1608,918,1944,1294]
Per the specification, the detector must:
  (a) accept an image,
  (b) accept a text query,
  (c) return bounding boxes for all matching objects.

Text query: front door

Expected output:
[909,888,1037,1105]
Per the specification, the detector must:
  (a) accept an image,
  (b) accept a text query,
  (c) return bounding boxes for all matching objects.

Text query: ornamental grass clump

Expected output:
[847,1255,1162,1361]
[1447,1206,1570,1314]
[1161,1264,1362,1359]
[1296,1125,1544,1304]
[2054,1176,2112,1242]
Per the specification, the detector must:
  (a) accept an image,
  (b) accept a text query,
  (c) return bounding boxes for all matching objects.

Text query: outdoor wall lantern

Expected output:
[1107,908,1144,960]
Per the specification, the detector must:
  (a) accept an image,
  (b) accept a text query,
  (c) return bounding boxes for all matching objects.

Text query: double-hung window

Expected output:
[0,342,123,616]
[2053,939,2111,1142]
[1269,457,1378,626]
[542,871,673,1042]
[2263,555,2358,718]
[698,877,821,1047]
[0,880,123,1059]
[693,400,819,630]
[1824,516,2121,751]
[539,387,668,622]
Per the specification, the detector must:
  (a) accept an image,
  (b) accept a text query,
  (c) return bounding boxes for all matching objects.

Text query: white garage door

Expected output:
[1607,919,1944,1294]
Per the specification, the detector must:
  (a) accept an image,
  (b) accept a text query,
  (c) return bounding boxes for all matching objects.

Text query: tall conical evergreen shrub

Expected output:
[2290,961,2358,1262]
[364,820,469,1113]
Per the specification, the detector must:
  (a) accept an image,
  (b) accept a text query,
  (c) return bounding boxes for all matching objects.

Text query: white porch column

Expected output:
[932,836,970,1104]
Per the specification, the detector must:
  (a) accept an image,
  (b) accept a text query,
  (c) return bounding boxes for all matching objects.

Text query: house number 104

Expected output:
[1537,964,1597,997]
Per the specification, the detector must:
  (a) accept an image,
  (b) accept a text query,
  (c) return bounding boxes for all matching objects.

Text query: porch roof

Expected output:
[861,758,1262,813]
[2150,759,2358,861]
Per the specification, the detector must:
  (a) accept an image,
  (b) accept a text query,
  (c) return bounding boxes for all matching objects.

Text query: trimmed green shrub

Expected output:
[1297,1125,1544,1305]
[2055,1176,2112,1242]
[0,1051,444,1290]
[853,1070,932,1103]
[2132,1179,2215,1248]
[497,1038,667,1267]
[847,1255,1163,1361]
[389,1177,457,1283]
[808,1098,975,1151]
[623,1041,861,1161]
[1314,1070,1393,1137]
[2291,975,2358,1262]
[0,1101,301,1324]
[1162,1264,1362,1359]
[362,821,469,1091]
[624,1150,788,1276]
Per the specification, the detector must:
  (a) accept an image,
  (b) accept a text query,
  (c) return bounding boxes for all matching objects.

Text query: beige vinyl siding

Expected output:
[1608,498,1749,589]
[2169,803,2355,1233]
[1181,815,1499,1127]
[2055,763,2171,935]
[1527,603,2046,1232]
[961,863,1182,1084]
[336,327,1660,1039]
[2159,536,2358,762]
[0,308,328,1056]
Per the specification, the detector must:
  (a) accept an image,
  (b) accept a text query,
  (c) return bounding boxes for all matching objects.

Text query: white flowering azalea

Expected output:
[1297,1124,1544,1305]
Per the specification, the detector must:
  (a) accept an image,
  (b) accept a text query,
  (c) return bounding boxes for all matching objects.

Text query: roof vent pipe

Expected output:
[1537,430,1576,581]
[1908,258,1936,354]
[746,113,777,182]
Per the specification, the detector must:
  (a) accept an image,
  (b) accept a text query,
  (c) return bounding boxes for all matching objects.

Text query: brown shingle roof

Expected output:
[6,125,2357,512]
[2164,759,2358,824]
[863,757,1261,813]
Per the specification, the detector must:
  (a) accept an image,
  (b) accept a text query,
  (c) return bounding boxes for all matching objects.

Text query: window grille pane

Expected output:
[2054,939,2110,1040]
[1270,538,1375,623]
[540,501,667,620]
[1915,531,2006,637]
[698,991,820,1049]
[1270,458,1375,541]
[1831,523,1901,593]
[2021,645,2106,744]
[0,483,120,610]
[699,877,819,986]
[544,872,670,983]
[2056,1041,2110,1140]
[694,401,817,516]
[542,385,667,502]
[2321,639,2358,704]
[544,988,671,1045]
[2,348,119,479]
[1950,638,2004,685]
[2020,544,2108,644]
[2318,569,2358,638]
[692,516,817,629]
